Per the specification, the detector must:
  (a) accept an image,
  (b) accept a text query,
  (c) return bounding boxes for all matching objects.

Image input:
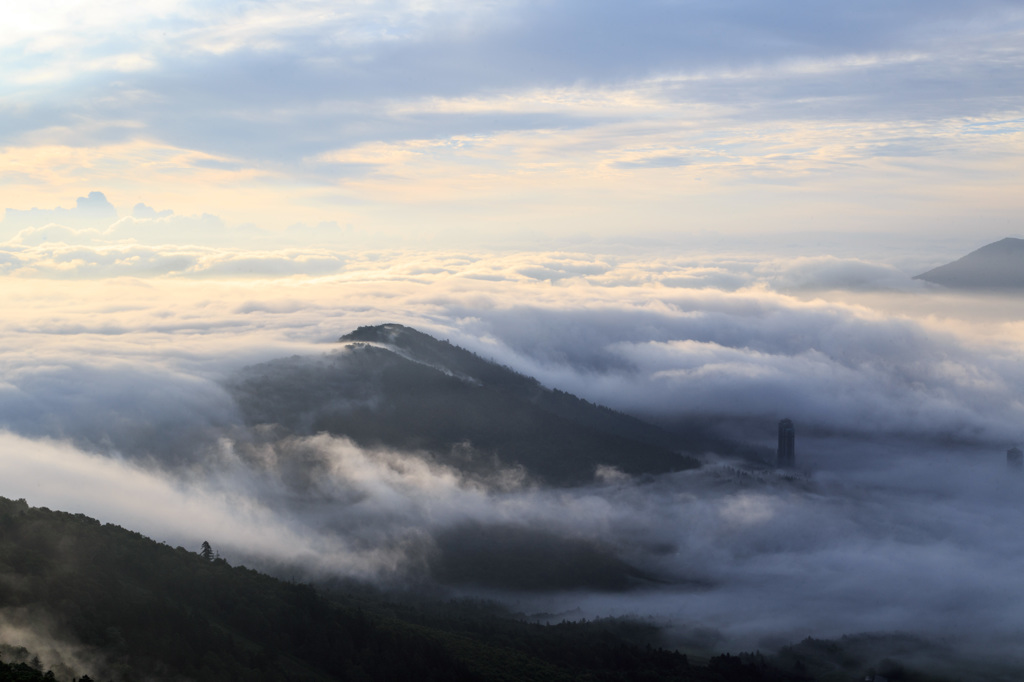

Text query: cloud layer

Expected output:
[3,2,1023,241]
[1,247,1024,671]
[2,428,1023,669]
[3,248,1022,452]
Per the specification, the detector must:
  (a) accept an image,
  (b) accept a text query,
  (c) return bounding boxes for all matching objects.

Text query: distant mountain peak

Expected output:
[915,237,1024,289]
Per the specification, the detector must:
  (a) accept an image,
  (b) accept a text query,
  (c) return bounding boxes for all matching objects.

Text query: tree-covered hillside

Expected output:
[0,497,479,681]
[230,324,698,486]
[0,496,823,681]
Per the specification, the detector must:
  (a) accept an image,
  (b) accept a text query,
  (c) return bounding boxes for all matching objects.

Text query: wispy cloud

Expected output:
[2,2,1021,239]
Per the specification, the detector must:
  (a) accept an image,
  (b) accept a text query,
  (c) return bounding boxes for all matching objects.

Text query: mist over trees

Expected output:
[1,495,870,682]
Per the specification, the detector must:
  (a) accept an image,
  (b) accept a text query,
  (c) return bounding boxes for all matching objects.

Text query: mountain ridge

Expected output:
[341,323,686,452]
[230,323,699,486]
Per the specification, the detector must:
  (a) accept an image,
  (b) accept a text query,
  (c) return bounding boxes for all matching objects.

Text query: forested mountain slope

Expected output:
[230,323,699,486]
[0,496,838,682]
[0,497,477,681]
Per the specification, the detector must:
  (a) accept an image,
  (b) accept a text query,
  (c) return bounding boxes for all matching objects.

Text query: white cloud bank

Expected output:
[1,238,1024,670]
[1,427,1022,669]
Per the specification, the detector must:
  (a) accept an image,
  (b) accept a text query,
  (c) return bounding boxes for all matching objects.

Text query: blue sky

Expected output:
[3,0,1023,247]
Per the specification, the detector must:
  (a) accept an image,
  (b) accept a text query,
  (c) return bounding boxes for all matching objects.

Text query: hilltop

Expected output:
[230,323,699,486]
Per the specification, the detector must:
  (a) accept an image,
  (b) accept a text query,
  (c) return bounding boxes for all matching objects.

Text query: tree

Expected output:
[200,541,214,561]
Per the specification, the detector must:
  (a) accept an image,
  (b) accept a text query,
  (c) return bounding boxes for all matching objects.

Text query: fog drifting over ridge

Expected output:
[1,244,1024,668]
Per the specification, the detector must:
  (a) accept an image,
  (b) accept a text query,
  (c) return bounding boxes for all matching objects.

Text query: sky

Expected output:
[2,0,1023,248]
[3,1,1024,673]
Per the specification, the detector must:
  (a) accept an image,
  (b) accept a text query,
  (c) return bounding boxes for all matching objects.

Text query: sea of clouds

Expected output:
[1,203,1024,673]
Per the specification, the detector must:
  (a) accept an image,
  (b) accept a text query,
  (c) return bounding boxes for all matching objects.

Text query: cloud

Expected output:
[756,256,925,292]
[132,203,173,219]
[515,257,613,282]
[192,252,347,277]
[103,213,228,244]
[1,245,1017,450]
[8,224,104,247]
[0,243,202,277]
[1,192,118,234]
[612,155,692,170]
[0,194,247,249]
[445,292,1024,448]
[0,431,373,574]
[6,2,1022,174]
[0,360,243,465]
[0,4,1019,256]
[0,247,1022,670]
[2,426,1022,669]
[0,241,357,278]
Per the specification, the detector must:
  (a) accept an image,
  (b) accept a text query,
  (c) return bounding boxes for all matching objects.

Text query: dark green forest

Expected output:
[0,495,921,682]
[229,324,701,486]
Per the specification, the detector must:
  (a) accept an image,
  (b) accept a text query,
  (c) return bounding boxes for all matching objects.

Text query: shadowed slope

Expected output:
[0,497,476,682]
[230,324,697,486]
[0,496,821,682]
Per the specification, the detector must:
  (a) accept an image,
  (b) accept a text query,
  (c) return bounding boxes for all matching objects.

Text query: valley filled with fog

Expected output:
[1,249,1022,675]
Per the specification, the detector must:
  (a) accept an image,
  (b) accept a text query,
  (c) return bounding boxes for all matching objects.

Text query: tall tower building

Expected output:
[1008,446,1023,469]
[777,418,795,468]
